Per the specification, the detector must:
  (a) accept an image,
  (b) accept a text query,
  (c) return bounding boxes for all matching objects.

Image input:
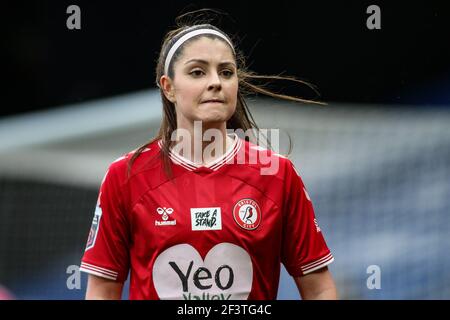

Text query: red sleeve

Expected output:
[80,160,130,282]
[281,160,334,277]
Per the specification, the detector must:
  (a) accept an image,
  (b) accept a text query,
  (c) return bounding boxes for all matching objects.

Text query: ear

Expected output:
[160,75,176,103]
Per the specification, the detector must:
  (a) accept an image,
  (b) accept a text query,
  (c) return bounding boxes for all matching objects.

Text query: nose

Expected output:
[207,72,222,91]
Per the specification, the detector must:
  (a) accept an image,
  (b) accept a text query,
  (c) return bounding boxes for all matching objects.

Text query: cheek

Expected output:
[176,81,204,103]
[173,82,204,117]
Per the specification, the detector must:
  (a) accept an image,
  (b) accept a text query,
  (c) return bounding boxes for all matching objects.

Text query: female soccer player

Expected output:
[80,19,337,300]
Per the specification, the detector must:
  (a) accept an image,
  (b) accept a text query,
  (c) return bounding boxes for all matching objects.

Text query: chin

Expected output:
[198,111,231,124]
[200,118,227,126]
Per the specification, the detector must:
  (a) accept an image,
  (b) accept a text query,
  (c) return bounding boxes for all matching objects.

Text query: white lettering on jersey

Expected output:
[314,218,322,232]
[190,207,222,231]
[152,243,253,300]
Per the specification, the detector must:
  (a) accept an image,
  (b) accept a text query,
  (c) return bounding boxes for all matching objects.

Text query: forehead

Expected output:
[178,36,235,63]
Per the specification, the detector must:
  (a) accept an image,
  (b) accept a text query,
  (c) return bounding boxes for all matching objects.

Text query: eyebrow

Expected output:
[184,59,236,68]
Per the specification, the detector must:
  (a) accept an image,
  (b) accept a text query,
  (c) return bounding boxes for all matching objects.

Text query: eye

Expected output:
[189,69,205,77]
[221,69,234,78]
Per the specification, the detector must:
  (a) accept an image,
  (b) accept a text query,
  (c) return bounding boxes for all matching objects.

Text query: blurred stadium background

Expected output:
[1,1,450,299]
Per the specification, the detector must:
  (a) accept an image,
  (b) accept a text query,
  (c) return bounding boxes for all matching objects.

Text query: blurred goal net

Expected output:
[1,90,449,299]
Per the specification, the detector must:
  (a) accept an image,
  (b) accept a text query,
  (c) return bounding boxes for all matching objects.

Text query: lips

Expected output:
[202,99,224,103]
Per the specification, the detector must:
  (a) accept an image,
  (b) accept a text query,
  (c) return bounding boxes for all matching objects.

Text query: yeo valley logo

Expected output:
[152,243,253,300]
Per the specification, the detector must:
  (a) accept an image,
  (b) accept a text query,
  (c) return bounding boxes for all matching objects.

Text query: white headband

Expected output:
[164,28,235,75]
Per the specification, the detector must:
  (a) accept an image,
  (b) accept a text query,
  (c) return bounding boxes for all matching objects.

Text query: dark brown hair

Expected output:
[127,12,324,177]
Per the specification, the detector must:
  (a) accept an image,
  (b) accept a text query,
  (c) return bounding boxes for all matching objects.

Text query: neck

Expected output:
[173,120,233,165]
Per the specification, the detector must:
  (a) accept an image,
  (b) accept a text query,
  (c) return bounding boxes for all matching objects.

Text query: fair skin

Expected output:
[86,35,338,300]
[294,267,338,299]
[85,275,122,300]
[160,36,238,165]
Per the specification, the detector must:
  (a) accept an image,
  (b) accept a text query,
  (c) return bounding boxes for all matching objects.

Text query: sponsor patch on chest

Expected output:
[190,207,222,231]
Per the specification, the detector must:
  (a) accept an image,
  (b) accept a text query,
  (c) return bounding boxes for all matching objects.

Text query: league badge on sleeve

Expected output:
[85,205,102,251]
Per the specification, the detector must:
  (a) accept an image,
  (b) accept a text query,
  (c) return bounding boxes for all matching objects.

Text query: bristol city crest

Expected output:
[233,199,262,230]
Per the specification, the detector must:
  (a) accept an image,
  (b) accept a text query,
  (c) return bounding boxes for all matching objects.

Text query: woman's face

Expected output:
[162,36,238,127]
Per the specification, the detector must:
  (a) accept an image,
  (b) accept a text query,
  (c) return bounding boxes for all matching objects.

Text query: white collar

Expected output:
[158,133,242,171]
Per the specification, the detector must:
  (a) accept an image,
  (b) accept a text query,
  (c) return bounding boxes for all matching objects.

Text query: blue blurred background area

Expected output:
[1,1,450,299]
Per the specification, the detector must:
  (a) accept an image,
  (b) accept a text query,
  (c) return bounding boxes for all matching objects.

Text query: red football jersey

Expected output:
[80,135,334,300]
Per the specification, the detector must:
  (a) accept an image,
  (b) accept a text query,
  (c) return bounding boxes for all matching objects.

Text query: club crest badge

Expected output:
[233,199,262,230]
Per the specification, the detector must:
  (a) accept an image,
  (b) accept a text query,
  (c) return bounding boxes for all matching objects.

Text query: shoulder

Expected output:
[103,139,162,185]
[241,139,296,179]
